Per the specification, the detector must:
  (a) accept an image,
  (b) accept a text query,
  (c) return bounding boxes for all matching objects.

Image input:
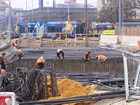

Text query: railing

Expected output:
[19,32,99,47]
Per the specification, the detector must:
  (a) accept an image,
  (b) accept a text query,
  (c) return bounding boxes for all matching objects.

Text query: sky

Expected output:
[8,0,97,10]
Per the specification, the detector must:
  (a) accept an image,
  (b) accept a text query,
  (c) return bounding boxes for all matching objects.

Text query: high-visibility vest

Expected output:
[1,69,6,74]
[96,55,107,61]
[17,50,23,55]
[36,57,45,64]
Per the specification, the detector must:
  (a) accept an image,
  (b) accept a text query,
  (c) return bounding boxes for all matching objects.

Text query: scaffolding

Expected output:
[123,53,140,101]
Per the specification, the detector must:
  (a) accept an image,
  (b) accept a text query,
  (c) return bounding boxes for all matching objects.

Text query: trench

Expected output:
[7,57,125,78]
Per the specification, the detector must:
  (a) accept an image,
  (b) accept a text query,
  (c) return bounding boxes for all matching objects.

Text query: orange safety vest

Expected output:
[1,69,6,74]
[36,57,45,64]
[96,55,107,61]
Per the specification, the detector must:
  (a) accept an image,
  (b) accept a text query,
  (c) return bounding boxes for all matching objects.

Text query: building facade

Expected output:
[20,7,97,26]
[97,0,108,11]
[0,1,17,32]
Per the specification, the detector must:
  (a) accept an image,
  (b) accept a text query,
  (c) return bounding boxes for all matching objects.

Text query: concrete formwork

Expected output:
[7,58,124,78]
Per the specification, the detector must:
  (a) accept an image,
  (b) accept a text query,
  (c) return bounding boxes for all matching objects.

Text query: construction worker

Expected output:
[0,55,6,70]
[36,56,45,70]
[84,50,91,61]
[96,55,108,62]
[17,49,24,59]
[57,49,64,59]
[1,53,6,62]
[12,40,18,48]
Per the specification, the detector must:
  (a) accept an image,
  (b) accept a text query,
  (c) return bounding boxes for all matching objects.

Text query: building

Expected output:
[0,1,18,32]
[97,0,108,11]
[15,0,97,30]
[21,7,97,28]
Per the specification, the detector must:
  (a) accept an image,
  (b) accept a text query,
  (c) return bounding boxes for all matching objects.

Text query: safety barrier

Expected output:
[121,36,140,47]
[100,35,118,45]
[0,92,17,105]
[100,35,140,49]
[19,33,99,47]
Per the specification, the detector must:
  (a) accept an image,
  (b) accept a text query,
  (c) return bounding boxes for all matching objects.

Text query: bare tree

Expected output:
[98,0,137,22]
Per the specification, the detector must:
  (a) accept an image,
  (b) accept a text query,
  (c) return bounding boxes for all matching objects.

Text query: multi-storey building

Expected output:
[15,0,97,30]
[97,0,108,11]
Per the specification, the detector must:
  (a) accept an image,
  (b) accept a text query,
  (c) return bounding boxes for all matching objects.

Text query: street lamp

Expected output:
[8,1,11,43]
[119,0,123,35]
[85,0,88,47]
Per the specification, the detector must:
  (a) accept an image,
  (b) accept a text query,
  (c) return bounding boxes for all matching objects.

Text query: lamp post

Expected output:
[68,1,70,22]
[68,0,70,22]
[31,0,33,22]
[119,0,123,35]
[8,1,11,43]
[26,0,28,36]
[85,0,88,47]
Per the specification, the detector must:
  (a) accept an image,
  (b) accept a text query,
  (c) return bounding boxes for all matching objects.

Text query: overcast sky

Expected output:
[8,0,97,10]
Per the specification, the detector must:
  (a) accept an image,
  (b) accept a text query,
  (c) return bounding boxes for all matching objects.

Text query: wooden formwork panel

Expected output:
[123,27,140,36]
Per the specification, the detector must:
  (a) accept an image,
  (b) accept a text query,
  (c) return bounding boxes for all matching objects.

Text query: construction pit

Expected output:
[1,46,139,105]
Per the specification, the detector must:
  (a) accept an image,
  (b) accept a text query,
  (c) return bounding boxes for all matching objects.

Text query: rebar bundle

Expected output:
[0,67,59,102]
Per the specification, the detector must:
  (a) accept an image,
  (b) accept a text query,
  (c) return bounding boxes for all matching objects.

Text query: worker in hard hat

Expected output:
[96,55,108,62]
[0,54,6,70]
[36,56,45,69]
[17,49,24,59]
[1,53,6,62]
[84,50,91,61]
[57,49,64,59]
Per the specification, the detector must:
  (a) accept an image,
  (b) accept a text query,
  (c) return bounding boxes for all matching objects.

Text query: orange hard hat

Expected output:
[1,69,6,74]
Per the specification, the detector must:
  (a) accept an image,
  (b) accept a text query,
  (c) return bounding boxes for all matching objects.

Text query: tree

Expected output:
[98,0,137,22]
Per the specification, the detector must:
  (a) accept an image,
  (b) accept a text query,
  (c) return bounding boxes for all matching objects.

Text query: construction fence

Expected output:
[19,33,99,47]
[115,26,140,36]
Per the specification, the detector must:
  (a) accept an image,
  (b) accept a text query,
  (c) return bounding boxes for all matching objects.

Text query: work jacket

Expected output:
[84,52,91,60]
[96,55,107,61]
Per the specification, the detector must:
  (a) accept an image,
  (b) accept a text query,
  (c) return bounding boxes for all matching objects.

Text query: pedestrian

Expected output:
[57,49,64,59]
[96,55,107,62]
[36,56,45,69]
[84,50,91,61]
[17,49,24,59]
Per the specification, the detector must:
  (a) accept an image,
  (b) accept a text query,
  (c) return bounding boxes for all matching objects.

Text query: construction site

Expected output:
[0,32,139,105]
[0,0,140,105]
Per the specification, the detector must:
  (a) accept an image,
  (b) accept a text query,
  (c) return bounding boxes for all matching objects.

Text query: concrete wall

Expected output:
[100,35,140,47]
[100,35,118,45]
[7,58,124,78]
[121,36,140,47]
